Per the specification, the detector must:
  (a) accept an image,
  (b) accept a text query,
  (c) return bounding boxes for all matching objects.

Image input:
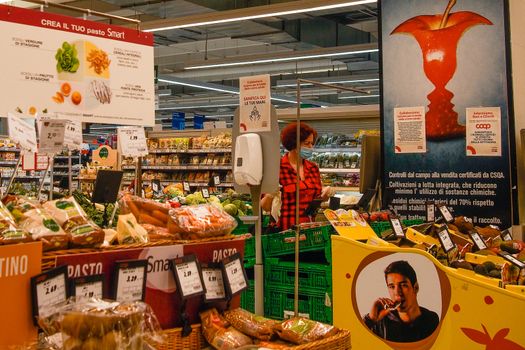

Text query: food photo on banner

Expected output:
[380,0,514,228]
[352,252,450,348]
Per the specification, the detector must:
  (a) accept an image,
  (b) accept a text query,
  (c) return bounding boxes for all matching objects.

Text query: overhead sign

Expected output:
[22,153,49,171]
[117,126,148,157]
[64,121,83,150]
[239,74,271,133]
[39,119,66,154]
[0,4,154,126]
[7,113,37,153]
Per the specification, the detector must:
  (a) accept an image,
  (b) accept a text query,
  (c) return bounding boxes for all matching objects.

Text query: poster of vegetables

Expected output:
[380,0,514,228]
[0,4,154,126]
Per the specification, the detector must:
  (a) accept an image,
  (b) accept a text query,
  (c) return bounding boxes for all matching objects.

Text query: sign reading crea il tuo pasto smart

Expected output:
[0,5,154,126]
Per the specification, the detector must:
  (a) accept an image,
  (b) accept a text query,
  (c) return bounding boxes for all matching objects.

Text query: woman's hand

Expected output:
[260,193,274,212]
[321,186,335,201]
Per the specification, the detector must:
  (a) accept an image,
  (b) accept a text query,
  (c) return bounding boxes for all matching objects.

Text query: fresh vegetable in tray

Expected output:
[167,204,237,240]
[43,197,104,248]
[117,213,149,245]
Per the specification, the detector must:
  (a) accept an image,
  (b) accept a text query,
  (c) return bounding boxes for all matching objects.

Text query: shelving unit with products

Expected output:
[51,152,81,193]
[122,129,234,191]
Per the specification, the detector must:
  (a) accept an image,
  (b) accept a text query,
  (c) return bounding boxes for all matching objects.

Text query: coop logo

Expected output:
[476,123,491,129]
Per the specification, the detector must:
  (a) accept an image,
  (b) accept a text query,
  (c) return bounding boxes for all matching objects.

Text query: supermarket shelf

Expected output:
[332,186,360,192]
[122,180,234,187]
[1,175,43,180]
[313,147,361,153]
[123,165,232,171]
[0,161,18,166]
[149,148,231,154]
[319,168,360,174]
[0,148,20,152]
[53,165,81,169]
[54,156,80,160]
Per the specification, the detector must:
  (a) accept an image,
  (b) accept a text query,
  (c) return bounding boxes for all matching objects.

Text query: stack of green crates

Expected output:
[241,258,255,313]
[261,224,335,324]
[369,219,424,237]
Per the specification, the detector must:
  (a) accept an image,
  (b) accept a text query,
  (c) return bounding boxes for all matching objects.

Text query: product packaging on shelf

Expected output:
[167,204,237,240]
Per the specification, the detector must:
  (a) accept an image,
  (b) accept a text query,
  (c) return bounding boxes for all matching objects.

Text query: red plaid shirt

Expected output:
[276,153,322,231]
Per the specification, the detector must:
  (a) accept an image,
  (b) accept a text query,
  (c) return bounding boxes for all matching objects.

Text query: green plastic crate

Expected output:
[240,279,255,313]
[370,219,425,236]
[262,225,334,261]
[265,257,331,293]
[244,236,255,259]
[264,287,333,324]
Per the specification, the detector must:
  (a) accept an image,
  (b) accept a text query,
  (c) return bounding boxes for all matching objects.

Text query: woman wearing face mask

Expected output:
[261,122,333,231]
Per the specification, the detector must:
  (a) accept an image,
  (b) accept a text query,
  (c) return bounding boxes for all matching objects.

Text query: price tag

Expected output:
[31,265,68,324]
[437,204,454,223]
[183,182,191,192]
[39,120,66,154]
[117,126,148,157]
[498,251,525,270]
[113,260,147,302]
[8,113,37,153]
[172,254,205,299]
[201,188,210,198]
[426,201,435,222]
[213,175,221,186]
[152,179,162,196]
[201,263,226,302]
[71,274,104,299]
[501,229,513,241]
[389,217,404,238]
[350,162,357,169]
[468,231,488,251]
[221,253,248,297]
[64,121,83,150]
[437,226,457,253]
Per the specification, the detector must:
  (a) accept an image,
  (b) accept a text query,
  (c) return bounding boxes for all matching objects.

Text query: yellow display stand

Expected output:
[332,235,525,350]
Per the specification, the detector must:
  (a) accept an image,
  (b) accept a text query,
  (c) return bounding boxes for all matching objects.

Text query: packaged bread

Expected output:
[274,317,339,345]
[43,197,104,248]
[119,194,170,228]
[38,298,163,350]
[200,308,252,350]
[0,201,32,245]
[167,204,237,240]
[223,308,278,341]
[19,208,68,251]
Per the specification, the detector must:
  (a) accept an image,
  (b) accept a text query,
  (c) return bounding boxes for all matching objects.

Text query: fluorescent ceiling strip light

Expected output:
[145,0,377,32]
[339,94,380,99]
[158,103,239,110]
[158,93,171,97]
[277,78,379,88]
[185,49,378,70]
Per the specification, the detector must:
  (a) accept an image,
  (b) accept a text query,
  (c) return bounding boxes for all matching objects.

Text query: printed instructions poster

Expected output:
[466,107,501,156]
[239,74,271,133]
[394,107,426,153]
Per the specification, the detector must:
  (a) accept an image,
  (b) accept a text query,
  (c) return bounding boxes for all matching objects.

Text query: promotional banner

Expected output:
[380,0,513,227]
[332,236,525,350]
[0,4,154,126]
[239,74,271,133]
[54,239,245,328]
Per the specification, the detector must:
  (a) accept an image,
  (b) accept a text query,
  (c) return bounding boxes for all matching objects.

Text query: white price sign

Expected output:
[115,265,146,302]
[75,281,103,299]
[438,227,456,253]
[202,267,226,301]
[499,251,525,270]
[64,121,83,150]
[175,260,204,298]
[469,231,488,251]
[39,120,67,154]
[389,218,404,238]
[35,274,67,318]
[438,205,454,223]
[117,126,148,157]
[8,113,37,153]
[213,175,221,186]
[223,256,247,296]
[183,182,191,192]
[426,202,435,222]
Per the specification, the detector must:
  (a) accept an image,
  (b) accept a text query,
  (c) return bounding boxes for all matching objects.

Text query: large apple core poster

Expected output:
[380,0,513,228]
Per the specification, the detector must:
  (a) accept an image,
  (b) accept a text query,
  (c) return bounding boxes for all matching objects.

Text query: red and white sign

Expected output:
[394,106,426,153]
[22,153,49,171]
[466,107,501,156]
[239,74,271,133]
[54,239,245,329]
[0,5,154,126]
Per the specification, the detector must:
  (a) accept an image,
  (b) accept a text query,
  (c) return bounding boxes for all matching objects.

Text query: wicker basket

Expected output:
[289,329,351,350]
[148,324,206,350]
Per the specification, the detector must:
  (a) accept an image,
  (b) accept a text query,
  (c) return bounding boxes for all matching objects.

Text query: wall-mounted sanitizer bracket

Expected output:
[232,106,280,316]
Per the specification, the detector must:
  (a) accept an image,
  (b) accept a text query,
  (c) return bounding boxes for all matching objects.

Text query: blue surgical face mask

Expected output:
[300,147,314,160]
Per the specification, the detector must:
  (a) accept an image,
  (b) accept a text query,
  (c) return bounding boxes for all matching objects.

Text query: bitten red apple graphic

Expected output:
[391,0,492,140]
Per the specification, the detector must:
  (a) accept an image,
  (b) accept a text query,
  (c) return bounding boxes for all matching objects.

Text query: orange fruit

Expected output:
[28,106,36,115]
[71,91,82,105]
[61,82,72,96]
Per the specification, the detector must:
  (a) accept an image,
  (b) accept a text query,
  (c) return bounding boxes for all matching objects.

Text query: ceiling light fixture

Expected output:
[157,103,240,110]
[277,78,379,88]
[338,94,380,99]
[185,49,378,70]
[144,0,377,33]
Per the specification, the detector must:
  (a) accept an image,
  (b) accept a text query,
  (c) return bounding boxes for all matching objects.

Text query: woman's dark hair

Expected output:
[384,260,417,286]
[280,122,318,151]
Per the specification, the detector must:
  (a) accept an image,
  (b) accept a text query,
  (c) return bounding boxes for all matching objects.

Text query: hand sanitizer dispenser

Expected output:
[234,133,263,186]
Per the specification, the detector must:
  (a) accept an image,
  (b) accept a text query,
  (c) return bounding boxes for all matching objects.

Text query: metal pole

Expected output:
[5,156,22,195]
[68,150,73,194]
[49,155,54,200]
[294,80,302,317]
[252,185,264,315]
[38,156,51,199]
